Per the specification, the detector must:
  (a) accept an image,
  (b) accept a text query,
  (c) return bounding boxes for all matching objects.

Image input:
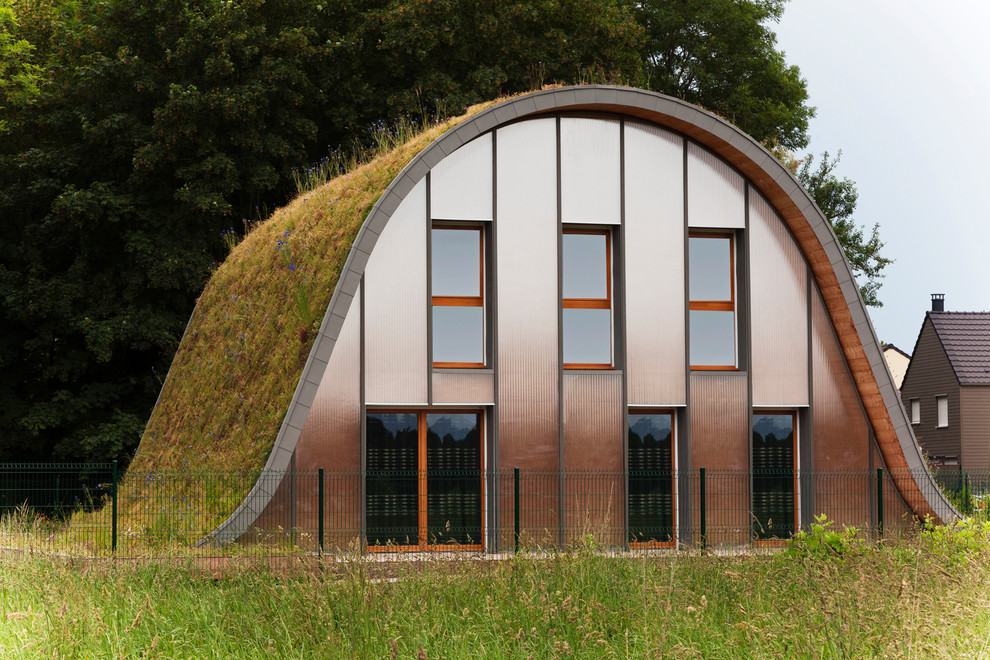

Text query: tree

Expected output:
[0,0,823,463]
[633,0,813,150]
[796,151,891,307]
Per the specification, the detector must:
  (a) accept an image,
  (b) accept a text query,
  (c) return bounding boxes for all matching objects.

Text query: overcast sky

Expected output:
[774,0,990,352]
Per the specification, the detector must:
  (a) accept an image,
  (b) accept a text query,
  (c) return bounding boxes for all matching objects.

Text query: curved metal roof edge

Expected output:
[203,86,953,545]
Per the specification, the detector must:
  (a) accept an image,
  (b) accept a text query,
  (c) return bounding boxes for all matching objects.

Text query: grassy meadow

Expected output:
[3,520,990,658]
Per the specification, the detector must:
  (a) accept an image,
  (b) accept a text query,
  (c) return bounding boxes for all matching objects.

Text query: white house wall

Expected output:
[687,142,745,229]
[749,191,809,406]
[495,118,561,470]
[363,180,428,405]
[560,117,621,225]
[430,132,493,221]
[623,122,686,406]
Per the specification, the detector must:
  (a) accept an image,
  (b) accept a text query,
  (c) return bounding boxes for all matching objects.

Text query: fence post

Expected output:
[699,467,707,550]
[318,468,325,557]
[514,468,520,553]
[111,460,118,555]
[876,468,884,538]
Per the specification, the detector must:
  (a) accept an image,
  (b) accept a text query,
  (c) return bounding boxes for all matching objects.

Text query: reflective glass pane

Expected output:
[431,228,481,297]
[432,306,484,364]
[752,413,795,539]
[628,413,674,544]
[689,310,735,366]
[563,233,608,299]
[426,413,481,545]
[365,413,418,547]
[689,236,732,301]
[563,308,611,365]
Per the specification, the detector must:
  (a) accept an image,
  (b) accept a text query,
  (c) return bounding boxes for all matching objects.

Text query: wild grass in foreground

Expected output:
[3,520,990,658]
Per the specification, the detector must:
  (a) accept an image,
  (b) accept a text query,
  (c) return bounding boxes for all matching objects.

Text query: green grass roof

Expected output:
[132,100,501,482]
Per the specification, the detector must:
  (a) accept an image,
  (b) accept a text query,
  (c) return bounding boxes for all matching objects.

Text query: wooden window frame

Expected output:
[366,409,485,552]
[689,232,737,371]
[431,224,486,368]
[751,409,798,545]
[628,408,677,549]
[562,228,613,370]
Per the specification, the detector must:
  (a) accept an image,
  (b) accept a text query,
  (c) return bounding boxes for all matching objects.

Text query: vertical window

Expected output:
[936,395,948,428]
[752,412,796,540]
[431,226,485,367]
[628,412,675,546]
[910,398,920,425]
[689,234,735,369]
[562,229,612,368]
[366,411,483,550]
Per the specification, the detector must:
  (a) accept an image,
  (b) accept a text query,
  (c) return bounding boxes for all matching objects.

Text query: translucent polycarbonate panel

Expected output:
[690,310,735,367]
[562,232,608,299]
[496,118,558,228]
[811,287,870,471]
[562,372,623,545]
[689,372,749,542]
[425,412,482,545]
[432,370,494,405]
[430,132,493,221]
[431,227,481,297]
[560,117,620,224]
[432,306,484,364]
[496,117,559,469]
[623,122,685,405]
[689,235,732,301]
[365,412,419,546]
[628,412,675,545]
[749,193,809,405]
[686,141,744,229]
[293,284,362,546]
[364,180,428,404]
[563,308,611,365]
[295,282,362,472]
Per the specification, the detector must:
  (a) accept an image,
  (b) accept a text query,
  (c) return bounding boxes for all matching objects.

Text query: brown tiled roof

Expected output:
[929,312,990,384]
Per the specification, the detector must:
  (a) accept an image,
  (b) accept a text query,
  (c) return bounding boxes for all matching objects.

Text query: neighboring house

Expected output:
[901,295,990,471]
[165,86,951,549]
[882,343,911,390]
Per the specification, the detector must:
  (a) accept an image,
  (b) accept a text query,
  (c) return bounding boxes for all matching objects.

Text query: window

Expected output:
[689,233,735,369]
[937,395,948,428]
[431,226,485,367]
[628,411,675,547]
[752,412,796,540]
[910,398,920,425]
[562,229,612,368]
[365,411,483,550]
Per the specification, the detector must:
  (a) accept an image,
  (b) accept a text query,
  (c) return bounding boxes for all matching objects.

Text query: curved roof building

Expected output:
[145,86,953,549]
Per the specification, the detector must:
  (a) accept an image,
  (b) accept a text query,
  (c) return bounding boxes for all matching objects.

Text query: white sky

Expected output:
[775,0,990,353]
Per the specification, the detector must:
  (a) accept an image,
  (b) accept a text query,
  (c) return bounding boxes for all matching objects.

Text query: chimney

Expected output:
[931,293,945,312]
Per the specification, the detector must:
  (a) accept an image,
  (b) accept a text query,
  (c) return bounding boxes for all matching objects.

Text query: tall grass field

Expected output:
[2,519,990,658]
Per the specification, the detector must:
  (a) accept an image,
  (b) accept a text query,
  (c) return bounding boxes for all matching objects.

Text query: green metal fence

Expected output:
[0,464,972,559]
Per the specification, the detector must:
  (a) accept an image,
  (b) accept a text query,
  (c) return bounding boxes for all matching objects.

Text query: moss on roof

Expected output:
[130,99,500,486]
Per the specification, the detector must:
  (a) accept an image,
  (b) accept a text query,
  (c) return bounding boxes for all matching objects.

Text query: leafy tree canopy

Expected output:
[796,151,892,307]
[634,0,813,150]
[0,0,823,463]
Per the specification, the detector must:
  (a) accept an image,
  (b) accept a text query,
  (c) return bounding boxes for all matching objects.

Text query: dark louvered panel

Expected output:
[628,413,675,544]
[426,413,482,546]
[366,413,419,547]
[752,413,795,540]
